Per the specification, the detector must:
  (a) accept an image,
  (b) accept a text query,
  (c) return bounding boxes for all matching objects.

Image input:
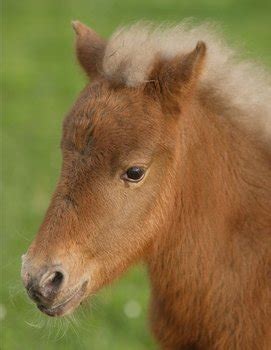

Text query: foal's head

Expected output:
[21,21,206,316]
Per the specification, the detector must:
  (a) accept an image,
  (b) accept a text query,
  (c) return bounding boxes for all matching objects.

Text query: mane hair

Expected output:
[102,21,271,144]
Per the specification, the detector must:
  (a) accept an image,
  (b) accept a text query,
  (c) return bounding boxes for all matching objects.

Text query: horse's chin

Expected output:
[37,280,88,317]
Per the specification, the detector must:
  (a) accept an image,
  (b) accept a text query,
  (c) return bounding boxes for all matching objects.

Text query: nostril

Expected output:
[51,271,64,289]
[25,268,67,304]
[42,270,65,296]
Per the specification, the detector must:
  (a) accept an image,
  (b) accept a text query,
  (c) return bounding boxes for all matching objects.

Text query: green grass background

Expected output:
[1,0,270,349]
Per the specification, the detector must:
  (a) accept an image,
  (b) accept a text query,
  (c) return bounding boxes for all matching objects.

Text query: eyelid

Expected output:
[119,161,150,173]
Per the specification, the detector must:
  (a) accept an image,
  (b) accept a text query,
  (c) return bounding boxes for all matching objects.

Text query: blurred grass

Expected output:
[1,0,271,349]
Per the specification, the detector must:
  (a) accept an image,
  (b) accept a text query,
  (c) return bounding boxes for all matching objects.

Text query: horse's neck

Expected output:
[147,100,271,302]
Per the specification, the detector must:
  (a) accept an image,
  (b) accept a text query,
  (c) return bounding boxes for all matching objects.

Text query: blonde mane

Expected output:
[102,22,271,144]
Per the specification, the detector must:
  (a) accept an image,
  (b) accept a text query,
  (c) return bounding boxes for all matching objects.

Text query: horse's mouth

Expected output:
[37,281,88,317]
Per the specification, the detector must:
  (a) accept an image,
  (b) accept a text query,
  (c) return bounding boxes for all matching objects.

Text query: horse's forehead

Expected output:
[63,83,158,154]
[74,83,142,121]
[72,83,159,138]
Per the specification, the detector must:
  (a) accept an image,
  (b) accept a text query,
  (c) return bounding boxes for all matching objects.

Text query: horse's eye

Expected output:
[122,166,145,183]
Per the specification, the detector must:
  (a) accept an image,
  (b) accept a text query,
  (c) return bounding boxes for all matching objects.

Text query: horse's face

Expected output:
[21,81,178,316]
[22,21,205,316]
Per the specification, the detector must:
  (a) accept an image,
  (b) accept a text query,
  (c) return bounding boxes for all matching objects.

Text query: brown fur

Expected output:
[22,21,271,349]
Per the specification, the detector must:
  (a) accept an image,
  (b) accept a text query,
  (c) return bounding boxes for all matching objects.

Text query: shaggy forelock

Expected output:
[102,21,271,144]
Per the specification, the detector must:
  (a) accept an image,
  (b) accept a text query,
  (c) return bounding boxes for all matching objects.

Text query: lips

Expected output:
[37,281,88,317]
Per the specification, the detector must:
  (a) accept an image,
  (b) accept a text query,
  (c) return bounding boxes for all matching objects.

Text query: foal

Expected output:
[22,21,271,349]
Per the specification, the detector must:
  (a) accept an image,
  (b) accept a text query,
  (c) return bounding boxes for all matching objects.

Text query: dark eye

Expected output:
[122,166,145,183]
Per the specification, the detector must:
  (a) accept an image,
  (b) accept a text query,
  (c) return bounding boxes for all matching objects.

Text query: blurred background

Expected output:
[1,0,270,349]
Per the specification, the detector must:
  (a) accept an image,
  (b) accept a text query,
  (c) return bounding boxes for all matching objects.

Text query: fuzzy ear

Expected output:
[146,41,206,113]
[72,20,106,79]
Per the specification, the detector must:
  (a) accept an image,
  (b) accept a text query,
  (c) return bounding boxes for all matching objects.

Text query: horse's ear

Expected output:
[72,21,106,79]
[146,41,206,113]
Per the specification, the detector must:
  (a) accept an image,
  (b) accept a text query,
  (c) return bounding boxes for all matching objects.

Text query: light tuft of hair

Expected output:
[102,21,271,144]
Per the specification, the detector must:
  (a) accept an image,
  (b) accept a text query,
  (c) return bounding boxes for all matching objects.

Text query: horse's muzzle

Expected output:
[21,261,67,306]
